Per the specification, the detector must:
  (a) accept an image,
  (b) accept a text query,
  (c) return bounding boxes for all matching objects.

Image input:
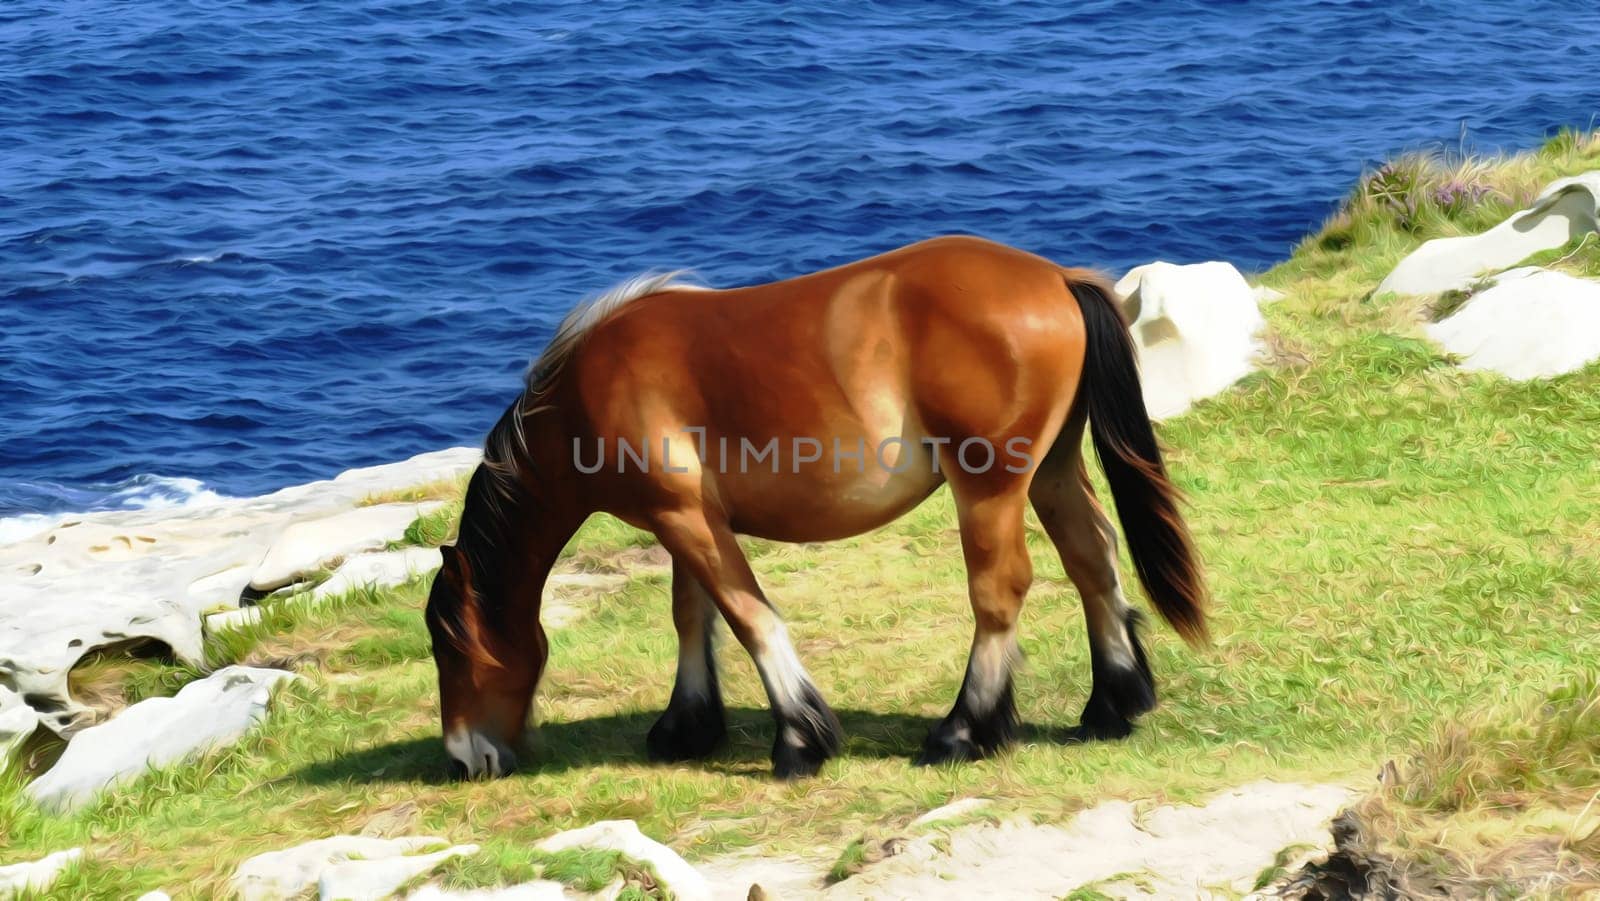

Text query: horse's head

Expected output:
[424,542,544,779]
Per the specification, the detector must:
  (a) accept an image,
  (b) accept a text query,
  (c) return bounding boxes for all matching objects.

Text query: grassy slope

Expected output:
[3,132,1598,899]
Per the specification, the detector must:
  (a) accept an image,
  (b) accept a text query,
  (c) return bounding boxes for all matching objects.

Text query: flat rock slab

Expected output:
[537,820,709,901]
[27,666,296,813]
[0,448,478,735]
[1378,172,1600,296]
[1424,267,1600,379]
[0,848,81,899]
[1114,261,1266,419]
[232,835,477,901]
[824,781,1353,899]
[250,504,443,592]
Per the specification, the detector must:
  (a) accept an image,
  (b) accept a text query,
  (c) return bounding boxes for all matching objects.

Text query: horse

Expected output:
[425,235,1207,780]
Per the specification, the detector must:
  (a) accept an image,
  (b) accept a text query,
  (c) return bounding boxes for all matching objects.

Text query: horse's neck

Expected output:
[469,396,590,590]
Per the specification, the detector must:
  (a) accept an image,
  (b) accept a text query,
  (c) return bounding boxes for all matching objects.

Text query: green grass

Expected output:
[433,845,662,896]
[1517,233,1600,280]
[2,132,1598,899]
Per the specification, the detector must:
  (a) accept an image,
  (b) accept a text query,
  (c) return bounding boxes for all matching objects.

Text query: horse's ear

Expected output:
[439,543,459,570]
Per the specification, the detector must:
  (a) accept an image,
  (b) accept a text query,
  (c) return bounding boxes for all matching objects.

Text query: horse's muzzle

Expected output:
[445,728,518,779]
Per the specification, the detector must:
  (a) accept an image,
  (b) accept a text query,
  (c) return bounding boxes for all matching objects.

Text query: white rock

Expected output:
[0,684,39,761]
[1425,267,1600,379]
[537,820,708,901]
[136,893,172,901]
[407,884,572,900]
[27,666,296,812]
[0,448,478,735]
[911,798,993,827]
[310,547,443,601]
[205,547,444,636]
[206,605,265,634]
[249,503,442,592]
[1114,261,1266,418]
[318,844,479,901]
[232,835,461,901]
[1377,171,1600,296]
[0,848,81,898]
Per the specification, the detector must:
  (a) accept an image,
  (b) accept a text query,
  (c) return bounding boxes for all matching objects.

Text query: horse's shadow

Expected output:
[291,707,1093,786]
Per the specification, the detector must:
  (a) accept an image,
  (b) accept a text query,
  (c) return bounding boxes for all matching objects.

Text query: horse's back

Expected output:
[564,236,1094,540]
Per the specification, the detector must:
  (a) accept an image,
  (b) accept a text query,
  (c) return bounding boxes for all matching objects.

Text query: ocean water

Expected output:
[2,1,1598,527]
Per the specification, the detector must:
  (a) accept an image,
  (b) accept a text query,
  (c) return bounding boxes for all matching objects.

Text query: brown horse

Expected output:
[425,235,1207,780]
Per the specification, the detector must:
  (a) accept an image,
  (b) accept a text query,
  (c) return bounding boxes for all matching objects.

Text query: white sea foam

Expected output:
[114,475,228,511]
[0,475,230,547]
[0,513,63,546]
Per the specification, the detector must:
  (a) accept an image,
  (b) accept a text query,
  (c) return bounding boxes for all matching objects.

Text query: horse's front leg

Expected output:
[649,506,841,779]
[646,557,728,761]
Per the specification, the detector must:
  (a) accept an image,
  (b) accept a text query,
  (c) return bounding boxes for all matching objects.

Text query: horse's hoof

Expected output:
[772,740,829,780]
[914,730,983,766]
[1070,711,1136,743]
[646,705,727,762]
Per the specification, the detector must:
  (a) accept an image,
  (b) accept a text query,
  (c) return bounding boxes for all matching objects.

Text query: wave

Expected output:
[0,474,230,546]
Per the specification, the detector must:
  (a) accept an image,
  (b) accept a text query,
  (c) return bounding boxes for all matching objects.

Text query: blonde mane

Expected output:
[525,270,702,398]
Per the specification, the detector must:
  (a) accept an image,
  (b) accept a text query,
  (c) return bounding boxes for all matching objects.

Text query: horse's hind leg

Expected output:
[1028,413,1156,740]
[649,506,841,779]
[646,557,727,761]
[918,476,1034,765]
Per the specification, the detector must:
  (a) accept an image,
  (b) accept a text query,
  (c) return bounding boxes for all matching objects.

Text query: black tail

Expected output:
[1068,275,1209,646]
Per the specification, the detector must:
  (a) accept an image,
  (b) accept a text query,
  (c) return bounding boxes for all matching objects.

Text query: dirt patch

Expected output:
[568,543,672,575]
[242,620,376,672]
[701,782,1354,900]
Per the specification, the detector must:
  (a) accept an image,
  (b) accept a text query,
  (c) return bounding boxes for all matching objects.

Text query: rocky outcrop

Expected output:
[1114,261,1267,418]
[0,848,81,899]
[27,666,296,812]
[1424,267,1600,379]
[207,546,446,634]
[1377,172,1600,296]
[0,448,478,736]
[231,835,478,901]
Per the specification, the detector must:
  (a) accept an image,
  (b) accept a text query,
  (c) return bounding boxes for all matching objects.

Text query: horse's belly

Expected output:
[719,432,944,543]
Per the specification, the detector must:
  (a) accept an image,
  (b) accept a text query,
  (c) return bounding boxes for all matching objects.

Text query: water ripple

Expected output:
[2,0,1598,518]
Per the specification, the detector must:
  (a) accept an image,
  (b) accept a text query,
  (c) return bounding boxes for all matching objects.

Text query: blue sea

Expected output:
[2,1,1598,532]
